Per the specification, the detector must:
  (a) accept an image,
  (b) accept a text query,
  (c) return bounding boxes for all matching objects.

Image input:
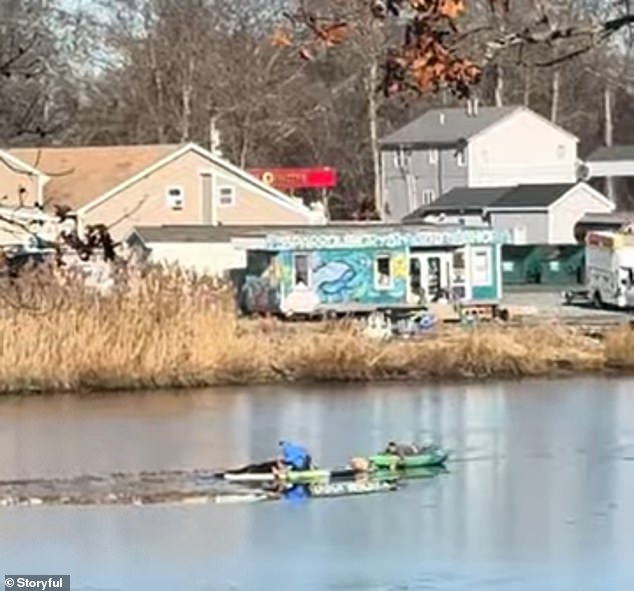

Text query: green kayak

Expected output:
[372,465,448,480]
[369,446,449,469]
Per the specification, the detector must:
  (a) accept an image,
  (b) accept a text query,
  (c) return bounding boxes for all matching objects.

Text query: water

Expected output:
[1,377,633,590]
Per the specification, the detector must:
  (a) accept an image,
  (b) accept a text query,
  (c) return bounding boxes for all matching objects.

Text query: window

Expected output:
[217,186,235,207]
[556,144,565,159]
[428,149,438,165]
[422,189,435,205]
[452,250,466,285]
[472,248,491,286]
[293,253,310,287]
[456,149,466,167]
[393,148,411,170]
[165,187,184,210]
[374,254,392,290]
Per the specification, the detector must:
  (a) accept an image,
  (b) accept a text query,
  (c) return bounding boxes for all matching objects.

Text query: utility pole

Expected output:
[604,85,615,201]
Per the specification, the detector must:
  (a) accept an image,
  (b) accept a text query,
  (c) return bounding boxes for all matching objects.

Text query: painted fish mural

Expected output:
[312,260,358,296]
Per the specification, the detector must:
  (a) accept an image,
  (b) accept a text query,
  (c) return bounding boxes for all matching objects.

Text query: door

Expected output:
[201,173,214,224]
[408,251,452,303]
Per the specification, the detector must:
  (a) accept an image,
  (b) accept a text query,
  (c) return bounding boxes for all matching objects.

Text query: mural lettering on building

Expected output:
[264,228,513,251]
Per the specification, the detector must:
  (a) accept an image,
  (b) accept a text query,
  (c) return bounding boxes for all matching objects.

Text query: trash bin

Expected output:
[501,245,542,285]
[537,245,585,286]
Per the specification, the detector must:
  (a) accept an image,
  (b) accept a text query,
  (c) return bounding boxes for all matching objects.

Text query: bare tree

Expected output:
[0,0,80,145]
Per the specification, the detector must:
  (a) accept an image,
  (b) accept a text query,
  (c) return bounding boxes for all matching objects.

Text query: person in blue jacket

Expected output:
[281,483,311,502]
[276,440,312,471]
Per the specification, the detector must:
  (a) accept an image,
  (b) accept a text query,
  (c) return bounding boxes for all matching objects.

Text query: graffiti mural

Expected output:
[278,248,407,310]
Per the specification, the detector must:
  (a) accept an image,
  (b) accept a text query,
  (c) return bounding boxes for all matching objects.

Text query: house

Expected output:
[403,182,615,245]
[0,143,323,244]
[582,145,634,179]
[379,103,579,221]
[228,223,512,317]
[126,224,325,278]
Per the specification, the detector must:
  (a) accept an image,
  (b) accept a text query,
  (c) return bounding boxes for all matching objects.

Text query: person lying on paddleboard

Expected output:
[384,441,421,458]
[276,440,312,472]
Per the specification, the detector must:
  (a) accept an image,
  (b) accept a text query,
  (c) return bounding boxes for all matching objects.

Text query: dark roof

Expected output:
[380,106,520,148]
[405,183,578,220]
[575,212,634,227]
[403,187,511,219]
[586,145,634,162]
[129,221,485,244]
[492,184,575,208]
[129,225,265,243]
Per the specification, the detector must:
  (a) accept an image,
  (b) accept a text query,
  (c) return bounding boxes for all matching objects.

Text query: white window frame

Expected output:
[422,189,435,205]
[217,185,236,207]
[556,144,565,159]
[165,186,184,210]
[292,252,311,287]
[472,248,492,286]
[374,253,393,290]
[456,149,467,167]
[393,148,411,170]
[428,149,438,165]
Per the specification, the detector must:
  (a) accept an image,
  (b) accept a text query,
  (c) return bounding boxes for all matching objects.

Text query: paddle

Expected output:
[213,460,278,478]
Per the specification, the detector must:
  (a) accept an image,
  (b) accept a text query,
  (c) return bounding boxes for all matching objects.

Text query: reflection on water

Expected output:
[0,377,633,590]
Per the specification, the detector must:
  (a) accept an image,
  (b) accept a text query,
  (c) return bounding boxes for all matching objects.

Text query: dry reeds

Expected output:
[0,262,631,394]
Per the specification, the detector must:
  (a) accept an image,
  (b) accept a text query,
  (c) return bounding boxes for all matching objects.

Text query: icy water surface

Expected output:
[1,377,633,590]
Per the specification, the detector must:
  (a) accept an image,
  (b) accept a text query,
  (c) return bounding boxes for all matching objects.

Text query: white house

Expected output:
[379,103,580,221]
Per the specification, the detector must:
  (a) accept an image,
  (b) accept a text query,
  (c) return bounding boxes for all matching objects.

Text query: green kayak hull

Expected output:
[368,448,449,469]
[372,465,448,480]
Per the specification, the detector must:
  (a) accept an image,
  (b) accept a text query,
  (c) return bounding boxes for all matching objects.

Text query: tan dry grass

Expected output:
[0,265,630,394]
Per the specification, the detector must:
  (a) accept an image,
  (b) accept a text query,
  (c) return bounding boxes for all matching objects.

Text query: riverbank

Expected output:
[1,267,634,394]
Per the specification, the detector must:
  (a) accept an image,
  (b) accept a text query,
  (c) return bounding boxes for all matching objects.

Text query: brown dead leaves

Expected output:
[271,18,349,61]
[271,0,504,91]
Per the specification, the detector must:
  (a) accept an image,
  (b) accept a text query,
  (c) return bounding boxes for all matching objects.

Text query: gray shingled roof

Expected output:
[493,184,575,208]
[577,212,634,225]
[586,145,634,162]
[130,225,272,243]
[129,221,481,243]
[405,183,578,220]
[380,106,520,148]
[403,187,512,219]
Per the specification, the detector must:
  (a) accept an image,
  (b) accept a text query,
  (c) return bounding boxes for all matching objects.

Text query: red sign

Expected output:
[248,167,337,190]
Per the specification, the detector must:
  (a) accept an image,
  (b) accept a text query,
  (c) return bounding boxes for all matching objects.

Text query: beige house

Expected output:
[1,143,321,244]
